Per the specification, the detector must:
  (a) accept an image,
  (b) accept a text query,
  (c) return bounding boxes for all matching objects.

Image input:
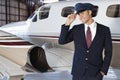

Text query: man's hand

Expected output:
[65,13,77,26]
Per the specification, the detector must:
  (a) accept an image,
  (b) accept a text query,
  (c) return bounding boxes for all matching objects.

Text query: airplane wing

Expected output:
[0,29,73,74]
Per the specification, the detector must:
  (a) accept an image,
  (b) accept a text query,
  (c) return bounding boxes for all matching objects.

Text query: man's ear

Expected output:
[88,10,92,16]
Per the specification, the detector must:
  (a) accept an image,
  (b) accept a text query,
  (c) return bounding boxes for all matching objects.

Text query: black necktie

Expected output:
[86,27,92,48]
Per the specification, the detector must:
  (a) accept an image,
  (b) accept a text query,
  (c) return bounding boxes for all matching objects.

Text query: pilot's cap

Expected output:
[74,3,94,14]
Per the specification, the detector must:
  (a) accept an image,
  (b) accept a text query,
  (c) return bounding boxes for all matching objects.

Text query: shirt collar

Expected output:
[84,21,96,29]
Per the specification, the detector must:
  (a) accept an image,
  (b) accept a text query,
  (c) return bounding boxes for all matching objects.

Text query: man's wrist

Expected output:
[100,71,105,76]
[65,23,71,26]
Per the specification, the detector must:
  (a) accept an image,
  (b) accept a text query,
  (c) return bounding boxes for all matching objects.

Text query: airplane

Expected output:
[0,0,120,79]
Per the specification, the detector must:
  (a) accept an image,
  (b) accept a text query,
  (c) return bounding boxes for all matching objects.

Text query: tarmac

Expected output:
[10,68,120,80]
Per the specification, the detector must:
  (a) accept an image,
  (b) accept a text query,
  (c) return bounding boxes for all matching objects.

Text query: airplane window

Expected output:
[32,15,37,22]
[61,6,98,17]
[61,6,74,17]
[39,6,50,19]
[106,4,120,17]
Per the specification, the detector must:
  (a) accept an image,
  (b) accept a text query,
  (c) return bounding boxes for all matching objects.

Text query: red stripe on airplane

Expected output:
[0,41,32,45]
[28,35,59,38]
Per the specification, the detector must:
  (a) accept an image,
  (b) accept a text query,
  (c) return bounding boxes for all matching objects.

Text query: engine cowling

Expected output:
[24,46,52,72]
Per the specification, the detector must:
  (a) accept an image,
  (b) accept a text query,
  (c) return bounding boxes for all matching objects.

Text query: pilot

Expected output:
[59,3,112,80]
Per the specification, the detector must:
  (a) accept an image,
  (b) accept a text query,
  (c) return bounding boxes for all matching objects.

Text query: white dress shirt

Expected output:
[84,21,97,41]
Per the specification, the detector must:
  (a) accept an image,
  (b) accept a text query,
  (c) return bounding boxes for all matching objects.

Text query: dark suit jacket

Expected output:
[58,23,112,77]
